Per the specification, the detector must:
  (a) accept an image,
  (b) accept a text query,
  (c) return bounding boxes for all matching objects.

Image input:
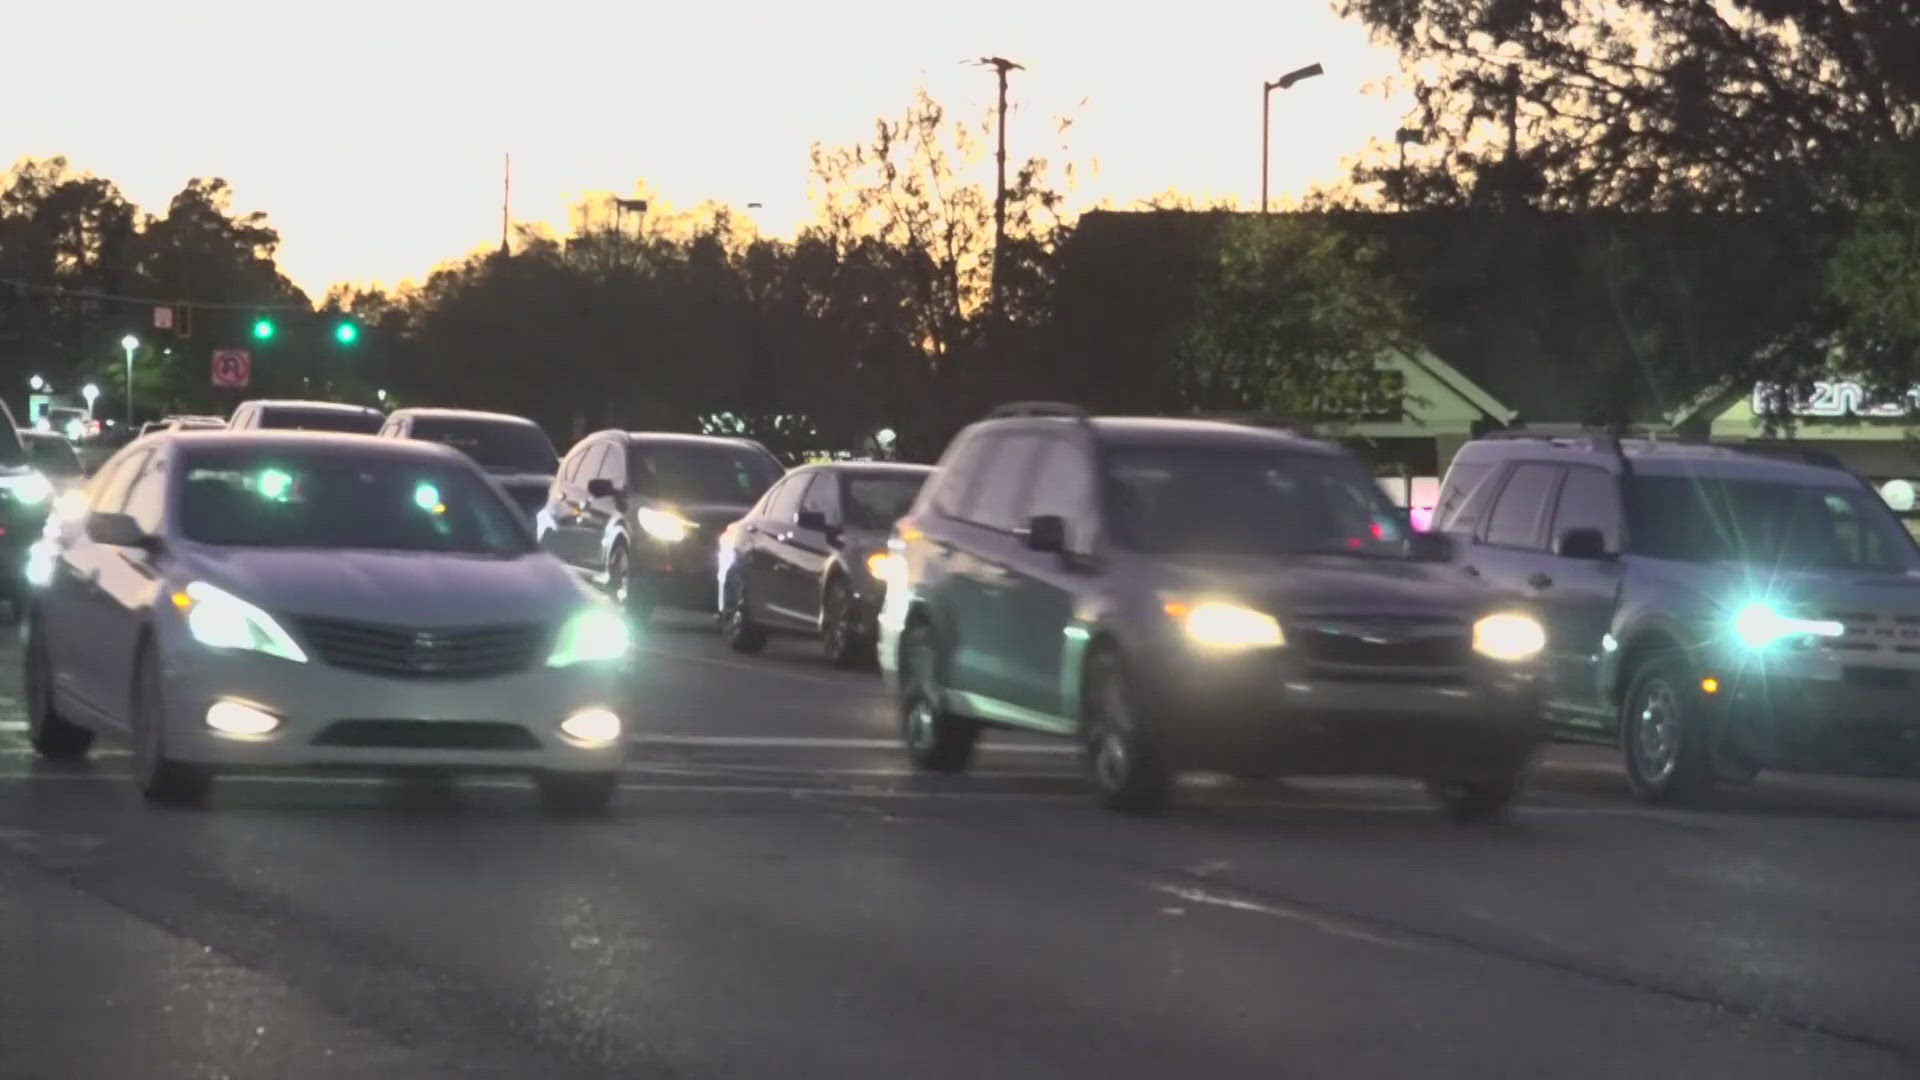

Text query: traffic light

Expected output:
[251,317,276,341]
[333,320,359,345]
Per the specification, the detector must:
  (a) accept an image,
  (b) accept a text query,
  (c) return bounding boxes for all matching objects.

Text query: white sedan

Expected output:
[24,431,631,812]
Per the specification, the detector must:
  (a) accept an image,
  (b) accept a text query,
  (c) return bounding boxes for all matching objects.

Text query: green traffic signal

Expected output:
[251,317,276,341]
[334,321,359,345]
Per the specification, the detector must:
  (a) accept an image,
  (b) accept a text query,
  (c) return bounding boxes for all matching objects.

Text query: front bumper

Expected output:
[1707,661,1920,776]
[157,641,628,775]
[1137,649,1546,776]
[633,540,719,612]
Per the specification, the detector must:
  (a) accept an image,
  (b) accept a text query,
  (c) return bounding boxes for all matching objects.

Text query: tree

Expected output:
[1829,141,1920,389]
[1173,216,1416,417]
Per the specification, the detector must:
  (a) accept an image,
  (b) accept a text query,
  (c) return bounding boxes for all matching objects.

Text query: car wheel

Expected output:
[26,616,92,761]
[1426,767,1524,824]
[607,544,653,624]
[1081,649,1172,813]
[898,622,978,773]
[720,570,768,653]
[537,771,619,816]
[131,643,213,808]
[820,578,869,668]
[1621,652,1714,804]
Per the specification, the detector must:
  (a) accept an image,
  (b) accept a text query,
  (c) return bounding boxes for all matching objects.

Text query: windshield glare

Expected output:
[1105,444,1407,557]
[630,444,782,506]
[1630,475,1917,571]
[844,474,926,531]
[179,451,534,555]
[411,418,557,475]
[258,409,384,434]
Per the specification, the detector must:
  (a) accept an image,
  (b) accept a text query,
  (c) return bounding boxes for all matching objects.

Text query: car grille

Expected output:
[1291,615,1471,683]
[296,618,550,679]
[1817,612,1920,657]
[312,720,540,750]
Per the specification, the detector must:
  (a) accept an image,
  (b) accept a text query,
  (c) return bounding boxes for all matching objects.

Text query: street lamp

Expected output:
[82,383,99,416]
[28,375,44,392]
[1262,62,1325,213]
[119,334,139,428]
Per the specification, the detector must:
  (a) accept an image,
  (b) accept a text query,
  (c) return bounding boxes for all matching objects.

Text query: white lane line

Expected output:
[635,648,877,690]
[1152,882,1421,951]
[630,734,1074,754]
[0,720,24,733]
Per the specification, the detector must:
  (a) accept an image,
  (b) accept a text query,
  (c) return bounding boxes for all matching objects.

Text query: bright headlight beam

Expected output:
[1731,602,1844,649]
[636,507,691,543]
[548,606,633,667]
[559,708,623,744]
[177,581,309,663]
[1473,612,1547,662]
[0,470,54,505]
[206,700,282,736]
[1168,601,1285,649]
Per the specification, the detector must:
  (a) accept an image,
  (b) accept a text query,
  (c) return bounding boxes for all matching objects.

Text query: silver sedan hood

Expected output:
[174,545,594,626]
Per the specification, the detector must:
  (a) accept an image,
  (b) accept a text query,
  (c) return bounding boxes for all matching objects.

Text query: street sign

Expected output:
[153,305,174,330]
[212,349,251,388]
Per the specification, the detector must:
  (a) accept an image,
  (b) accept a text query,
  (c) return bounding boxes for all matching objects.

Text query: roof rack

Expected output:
[1192,412,1320,435]
[987,401,1089,421]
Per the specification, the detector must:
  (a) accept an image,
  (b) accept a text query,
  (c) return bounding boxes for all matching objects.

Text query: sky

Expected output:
[3,1,1410,296]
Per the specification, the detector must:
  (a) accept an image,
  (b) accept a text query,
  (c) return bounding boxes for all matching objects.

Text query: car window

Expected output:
[965,434,1044,532]
[575,443,609,484]
[25,436,83,478]
[1026,439,1095,549]
[800,471,841,524]
[407,417,558,475]
[122,454,169,534]
[257,407,384,434]
[1434,462,1492,531]
[929,431,992,519]
[627,443,780,506]
[92,449,149,514]
[1483,464,1559,549]
[597,442,628,485]
[1629,475,1918,570]
[843,473,927,532]
[558,443,590,482]
[1549,466,1622,552]
[762,474,808,522]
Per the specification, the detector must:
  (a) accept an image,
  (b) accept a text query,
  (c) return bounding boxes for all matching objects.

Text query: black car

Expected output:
[1434,431,1920,800]
[380,407,559,521]
[718,462,933,666]
[878,404,1549,816]
[541,431,784,620]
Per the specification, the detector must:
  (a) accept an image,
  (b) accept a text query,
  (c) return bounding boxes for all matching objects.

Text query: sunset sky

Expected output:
[5,1,1410,295]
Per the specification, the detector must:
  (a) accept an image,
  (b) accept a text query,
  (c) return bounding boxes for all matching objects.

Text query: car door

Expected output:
[942,432,1045,708]
[772,471,841,627]
[547,441,606,569]
[47,449,148,719]
[1538,464,1626,728]
[1462,462,1560,594]
[91,449,172,726]
[997,435,1098,726]
[582,440,628,577]
[737,475,802,619]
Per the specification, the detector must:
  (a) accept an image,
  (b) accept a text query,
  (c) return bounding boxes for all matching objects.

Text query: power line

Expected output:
[0,277,312,312]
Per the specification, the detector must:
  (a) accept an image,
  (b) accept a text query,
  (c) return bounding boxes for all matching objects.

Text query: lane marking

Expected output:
[0,720,23,733]
[630,734,1074,753]
[1152,882,1420,951]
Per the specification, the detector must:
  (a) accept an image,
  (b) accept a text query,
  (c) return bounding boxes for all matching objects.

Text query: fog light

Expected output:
[206,700,281,736]
[560,708,622,744]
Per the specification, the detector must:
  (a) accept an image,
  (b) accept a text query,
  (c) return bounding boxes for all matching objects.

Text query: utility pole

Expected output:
[1262,63,1324,213]
[974,56,1023,311]
[500,153,511,256]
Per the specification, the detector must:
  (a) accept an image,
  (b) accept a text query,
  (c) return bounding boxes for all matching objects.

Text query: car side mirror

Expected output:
[1408,531,1456,563]
[1556,527,1610,560]
[86,511,154,551]
[586,478,622,503]
[1026,514,1067,554]
[796,509,831,534]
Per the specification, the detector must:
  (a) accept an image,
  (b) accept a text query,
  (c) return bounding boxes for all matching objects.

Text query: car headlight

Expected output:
[636,507,692,543]
[170,581,309,663]
[1165,600,1285,649]
[1730,601,1844,649]
[0,470,53,506]
[548,606,632,667]
[1473,612,1546,662]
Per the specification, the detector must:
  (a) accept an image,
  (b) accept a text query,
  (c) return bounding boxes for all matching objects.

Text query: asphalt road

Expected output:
[4,614,1919,1079]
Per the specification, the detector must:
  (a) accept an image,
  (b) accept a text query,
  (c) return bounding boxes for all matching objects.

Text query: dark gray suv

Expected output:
[877,405,1548,817]
[1434,432,1920,801]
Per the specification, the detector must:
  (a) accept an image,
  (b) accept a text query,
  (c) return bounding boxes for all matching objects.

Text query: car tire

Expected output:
[607,544,653,625]
[537,771,619,816]
[26,616,93,761]
[720,570,768,653]
[1620,651,1715,804]
[820,578,869,668]
[898,622,978,773]
[1426,767,1524,824]
[1081,649,1172,813]
[131,642,213,808]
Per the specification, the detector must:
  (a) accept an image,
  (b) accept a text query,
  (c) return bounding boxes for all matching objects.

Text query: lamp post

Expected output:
[1262,62,1325,213]
[119,334,139,428]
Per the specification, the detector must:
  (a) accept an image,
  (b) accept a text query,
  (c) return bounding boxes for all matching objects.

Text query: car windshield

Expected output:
[1104,443,1407,557]
[409,417,557,475]
[1630,474,1918,570]
[0,419,25,467]
[178,449,534,555]
[257,408,384,434]
[629,443,782,506]
[24,436,82,477]
[843,473,926,531]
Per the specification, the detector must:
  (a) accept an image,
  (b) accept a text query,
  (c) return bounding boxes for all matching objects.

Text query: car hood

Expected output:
[1638,558,1920,617]
[1157,553,1513,620]
[648,501,755,534]
[485,469,556,487]
[174,545,592,626]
